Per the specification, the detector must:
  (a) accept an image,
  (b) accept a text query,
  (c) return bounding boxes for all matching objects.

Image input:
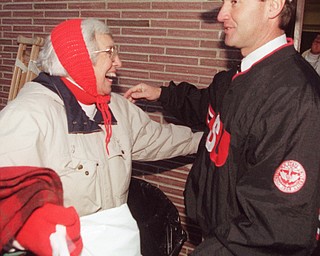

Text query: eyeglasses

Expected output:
[92,46,118,59]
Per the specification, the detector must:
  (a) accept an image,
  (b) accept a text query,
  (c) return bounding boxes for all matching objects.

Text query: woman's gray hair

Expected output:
[38,19,110,76]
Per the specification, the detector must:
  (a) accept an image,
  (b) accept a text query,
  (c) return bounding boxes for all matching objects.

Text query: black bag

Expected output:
[128,177,187,256]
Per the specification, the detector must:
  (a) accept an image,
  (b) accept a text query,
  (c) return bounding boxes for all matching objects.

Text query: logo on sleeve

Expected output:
[205,105,230,167]
[273,160,306,193]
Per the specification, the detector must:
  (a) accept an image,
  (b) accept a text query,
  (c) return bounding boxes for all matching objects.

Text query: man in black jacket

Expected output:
[125,0,320,255]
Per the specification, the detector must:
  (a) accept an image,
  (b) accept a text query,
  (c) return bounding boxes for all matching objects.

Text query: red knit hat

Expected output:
[51,19,112,154]
[51,19,97,97]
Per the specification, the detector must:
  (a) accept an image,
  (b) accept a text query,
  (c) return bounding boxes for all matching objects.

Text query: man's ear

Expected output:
[268,0,286,19]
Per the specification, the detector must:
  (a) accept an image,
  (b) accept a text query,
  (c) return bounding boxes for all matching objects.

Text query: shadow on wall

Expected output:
[201,7,242,69]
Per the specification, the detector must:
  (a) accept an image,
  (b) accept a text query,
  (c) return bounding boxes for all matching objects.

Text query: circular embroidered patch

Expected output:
[273,160,306,193]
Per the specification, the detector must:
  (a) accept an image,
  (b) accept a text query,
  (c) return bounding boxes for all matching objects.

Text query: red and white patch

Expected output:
[273,160,306,193]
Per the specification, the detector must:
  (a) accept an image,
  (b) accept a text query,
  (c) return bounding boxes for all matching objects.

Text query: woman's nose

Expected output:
[113,55,122,68]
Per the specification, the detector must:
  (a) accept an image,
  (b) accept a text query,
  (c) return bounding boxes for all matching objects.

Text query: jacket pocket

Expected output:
[62,157,102,216]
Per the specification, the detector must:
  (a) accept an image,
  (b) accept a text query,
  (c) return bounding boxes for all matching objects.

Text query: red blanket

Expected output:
[0,166,63,251]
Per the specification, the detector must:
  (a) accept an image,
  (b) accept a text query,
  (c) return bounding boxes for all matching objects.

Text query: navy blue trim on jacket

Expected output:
[33,72,117,133]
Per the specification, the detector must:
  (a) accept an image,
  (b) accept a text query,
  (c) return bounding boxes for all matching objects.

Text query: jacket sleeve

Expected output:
[0,100,48,166]
[159,70,235,130]
[159,81,210,129]
[113,94,203,162]
[220,83,320,255]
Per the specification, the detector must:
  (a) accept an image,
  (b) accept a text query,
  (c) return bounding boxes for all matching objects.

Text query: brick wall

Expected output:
[0,1,241,255]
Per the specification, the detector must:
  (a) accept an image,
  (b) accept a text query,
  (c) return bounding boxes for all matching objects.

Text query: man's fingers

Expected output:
[124,84,146,99]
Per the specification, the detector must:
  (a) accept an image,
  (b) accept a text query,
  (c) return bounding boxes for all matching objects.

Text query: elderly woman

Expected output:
[0,19,202,255]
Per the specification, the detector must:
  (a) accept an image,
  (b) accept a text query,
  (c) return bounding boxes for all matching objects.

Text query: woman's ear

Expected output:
[268,0,286,19]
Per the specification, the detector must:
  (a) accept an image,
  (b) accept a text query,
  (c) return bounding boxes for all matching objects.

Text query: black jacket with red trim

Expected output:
[159,43,320,255]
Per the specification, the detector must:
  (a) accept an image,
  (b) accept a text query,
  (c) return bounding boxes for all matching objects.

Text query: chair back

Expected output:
[128,177,187,256]
[8,35,44,101]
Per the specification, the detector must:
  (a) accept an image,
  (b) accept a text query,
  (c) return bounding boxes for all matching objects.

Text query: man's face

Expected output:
[93,34,122,96]
[217,0,273,57]
[311,34,320,55]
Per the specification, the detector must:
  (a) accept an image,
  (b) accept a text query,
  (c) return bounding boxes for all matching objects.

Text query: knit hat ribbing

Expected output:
[51,19,97,97]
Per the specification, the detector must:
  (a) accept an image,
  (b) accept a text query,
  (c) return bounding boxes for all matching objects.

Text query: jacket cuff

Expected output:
[159,81,176,105]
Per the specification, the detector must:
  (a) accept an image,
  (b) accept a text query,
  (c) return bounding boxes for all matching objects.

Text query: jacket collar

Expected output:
[33,72,117,133]
[241,34,288,72]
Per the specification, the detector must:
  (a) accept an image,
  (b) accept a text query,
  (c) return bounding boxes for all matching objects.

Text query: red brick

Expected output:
[166,64,215,76]
[119,77,163,87]
[151,37,199,48]
[68,2,105,9]
[200,39,222,48]
[117,69,150,79]
[0,11,13,17]
[168,11,205,20]
[151,20,200,29]
[2,18,32,25]
[122,27,166,36]
[150,55,198,65]
[150,71,199,84]
[107,19,149,27]
[113,35,149,45]
[0,91,9,99]
[12,0,44,2]
[122,11,167,19]
[202,2,221,11]
[3,3,32,10]
[122,60,165,72]
[152,2,202,10]
[81,11,120,19]
[34,3,67,9]
[119,52,149,62]
[0,39,12,45]
[107,2,151,10]
[33,18,63,26]
[109,27,120,35]
[200,58,228,67]
[13,11,44,18]
[201,22,223,30]
[166,47,217,58]
[13,26,43,33]
[45,11,80,18]
[168,28,219,40]
[121,45,165,55]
